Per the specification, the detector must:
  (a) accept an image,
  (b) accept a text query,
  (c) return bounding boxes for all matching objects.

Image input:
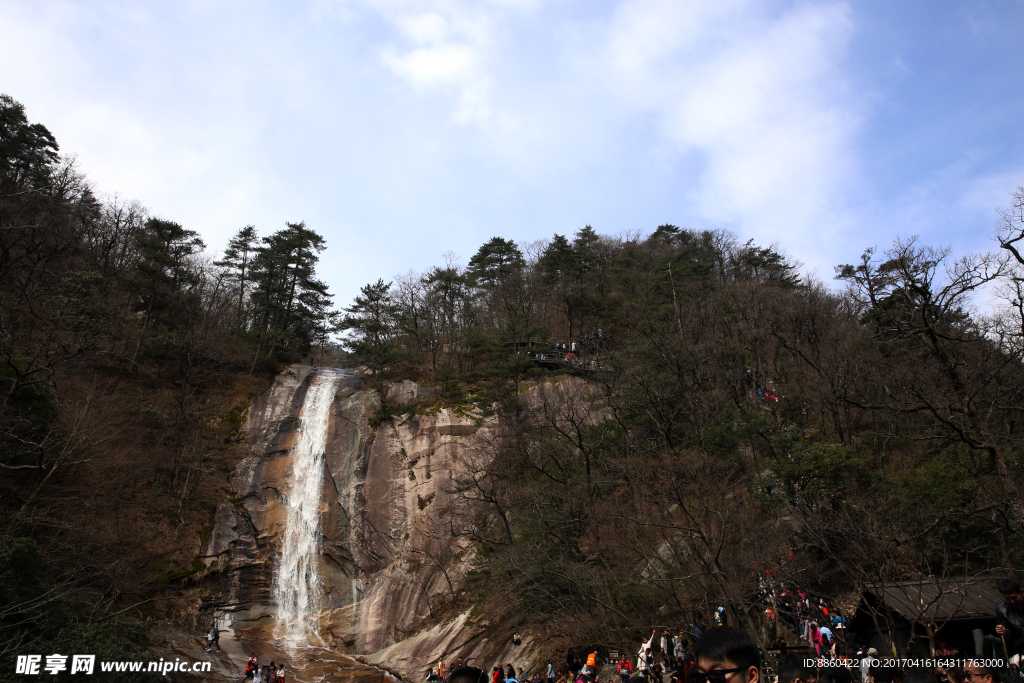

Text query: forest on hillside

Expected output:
[0,94,339,678]
[338,196,1024,650]
[2,89,1024,672]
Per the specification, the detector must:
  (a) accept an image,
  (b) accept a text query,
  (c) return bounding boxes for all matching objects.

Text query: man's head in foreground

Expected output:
[777,654,816,683]
[691,627,760,683]
[961,660,994,683]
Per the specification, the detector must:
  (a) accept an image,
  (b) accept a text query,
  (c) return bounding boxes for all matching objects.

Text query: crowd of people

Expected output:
[757,581,852,658]
[523,340,605,373]
[244,655,286,683]
[423,579,1024,683]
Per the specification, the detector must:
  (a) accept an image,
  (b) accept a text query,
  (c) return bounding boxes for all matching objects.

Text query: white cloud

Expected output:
[368,1,521,131]
[5,0,1015,310]
[601,0,861,252]
[394,11,451,44]
[383,43,476,88]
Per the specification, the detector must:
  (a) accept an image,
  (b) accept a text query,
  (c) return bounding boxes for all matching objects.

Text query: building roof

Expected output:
[864,578,1002,623]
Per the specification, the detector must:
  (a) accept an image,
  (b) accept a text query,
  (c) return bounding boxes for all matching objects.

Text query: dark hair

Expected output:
[691,627,761,673]
[902,672,938,683]
[831,667,855,683]
[868,665,894,683]
[998,579,1021,595]
[449,666,489,683]
[777,654,815,683]
[963,661,994,678]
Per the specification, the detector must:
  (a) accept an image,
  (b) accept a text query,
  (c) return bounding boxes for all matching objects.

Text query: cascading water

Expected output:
[273,368,346,645]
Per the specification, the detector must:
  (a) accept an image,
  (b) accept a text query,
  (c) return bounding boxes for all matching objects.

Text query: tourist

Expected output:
[689,626,760,683]
[639,648,653,679]
[585,652,598,676]
[901,672,937,683]
[618,657,633,683]
[245,655,257,680]
[568,650,582,678]
[861,649,877,683]
[661,632,674,666]
[867,661,895,683]
[674,637,687,664]
[650,630,663,660]
[997,579,1024,666]
[548,660,557,683]
[942,667,964,683]
[819,624,834,649]
[778,653,817,683]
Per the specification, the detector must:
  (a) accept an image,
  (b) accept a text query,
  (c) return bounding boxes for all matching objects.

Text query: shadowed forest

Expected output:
[2,92,1024,676]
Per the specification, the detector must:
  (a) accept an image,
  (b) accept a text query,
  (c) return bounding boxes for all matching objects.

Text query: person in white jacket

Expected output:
[860,649,877,683]
[639,630,656,661]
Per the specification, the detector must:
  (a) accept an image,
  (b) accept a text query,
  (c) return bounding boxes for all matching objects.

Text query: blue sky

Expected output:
[1,0,1022,308]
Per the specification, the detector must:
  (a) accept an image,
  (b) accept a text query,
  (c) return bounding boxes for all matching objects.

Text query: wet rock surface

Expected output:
[199,367,591,679]
[148,621,394,683]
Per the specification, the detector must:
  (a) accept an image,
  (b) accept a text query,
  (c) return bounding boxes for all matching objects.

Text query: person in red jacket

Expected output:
[618,658,633,683]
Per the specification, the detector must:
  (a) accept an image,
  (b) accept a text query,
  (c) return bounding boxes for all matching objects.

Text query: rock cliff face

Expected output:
[203,365,593,678]
[203,367,480,660]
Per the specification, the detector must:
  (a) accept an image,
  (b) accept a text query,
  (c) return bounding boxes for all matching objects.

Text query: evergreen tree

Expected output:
[214,225,258,330]
[248,221,330,361]
[467,237,532,341]
[731,239,800,287]
[340,279,403,392]
[0,93,59,189]
[467,237,525,288]
[421,265,473,372]
[125,218,205,360]
[540,226,607,340]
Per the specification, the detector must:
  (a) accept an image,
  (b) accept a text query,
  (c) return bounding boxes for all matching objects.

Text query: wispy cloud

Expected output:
[1,0,1020,304]
[367,1,522,131]
[599,0,861,255]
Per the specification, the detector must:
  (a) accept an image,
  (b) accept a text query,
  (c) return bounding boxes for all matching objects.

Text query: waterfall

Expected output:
[273,368,346,644]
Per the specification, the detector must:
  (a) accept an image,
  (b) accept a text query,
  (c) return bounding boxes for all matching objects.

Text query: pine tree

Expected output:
[467,237,525,288]
[539,227,607,341]
[214,225,258,330]
[340,279,403,392]
[0,93,59,190]
[247,221,331,365]
[125,218,205,361]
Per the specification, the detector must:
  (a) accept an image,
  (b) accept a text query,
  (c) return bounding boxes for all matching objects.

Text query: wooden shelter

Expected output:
[850,578,1003,658]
